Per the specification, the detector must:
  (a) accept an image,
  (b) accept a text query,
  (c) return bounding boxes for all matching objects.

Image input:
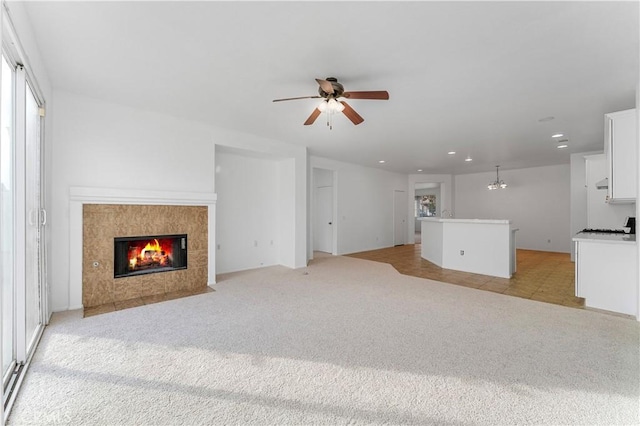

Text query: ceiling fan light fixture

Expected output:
[275,78,388,128]
[328,98,343,113]
[317,98,345,114]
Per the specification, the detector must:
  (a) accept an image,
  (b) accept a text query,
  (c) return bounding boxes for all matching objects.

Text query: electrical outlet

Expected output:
[460,250,464,256]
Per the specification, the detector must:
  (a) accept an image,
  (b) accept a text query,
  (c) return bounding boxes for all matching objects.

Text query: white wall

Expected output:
[215,151,280,273]
[584,154,635,229]
[570,151,636,260]
[310,156,407,255]
[454,164,571,253]
[51,90,307,311]
[50,91,216,311]
[570,151,601,260]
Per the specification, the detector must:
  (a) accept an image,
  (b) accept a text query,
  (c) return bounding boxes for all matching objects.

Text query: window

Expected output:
[415,195,436,217]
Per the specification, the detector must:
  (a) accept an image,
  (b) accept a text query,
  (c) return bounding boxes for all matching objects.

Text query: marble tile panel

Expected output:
[83,277,114,307]
[114,278,143,301]
[84,303,116,318]
[114,298,145,311]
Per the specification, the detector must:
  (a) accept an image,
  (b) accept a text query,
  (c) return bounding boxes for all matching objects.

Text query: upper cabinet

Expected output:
[604,108,637,203]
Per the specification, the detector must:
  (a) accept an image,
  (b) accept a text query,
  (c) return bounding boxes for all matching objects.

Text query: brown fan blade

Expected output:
[315,78,335,94]
[273,95,322,102]
[343,91,389,100]
[303,108,322,126]
[340,101,364,125]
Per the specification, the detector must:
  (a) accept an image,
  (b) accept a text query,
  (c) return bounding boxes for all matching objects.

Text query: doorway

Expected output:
[414,182,441,244]
[393,190,407,246]
[313,168,334,254]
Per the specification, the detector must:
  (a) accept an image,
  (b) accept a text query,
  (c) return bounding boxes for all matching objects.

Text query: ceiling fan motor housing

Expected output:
[318,77,344,98]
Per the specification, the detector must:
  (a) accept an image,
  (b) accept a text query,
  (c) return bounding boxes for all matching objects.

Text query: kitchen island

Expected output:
[419,217,517,278]
[573,232,637,318]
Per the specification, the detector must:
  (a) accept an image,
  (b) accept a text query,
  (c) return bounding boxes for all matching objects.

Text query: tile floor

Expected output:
[347,244,585,309]
[83,287,215,317]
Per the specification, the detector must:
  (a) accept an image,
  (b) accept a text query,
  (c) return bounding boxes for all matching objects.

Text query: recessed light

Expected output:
[557,144,568,149]
[552,133,564,138]
[447,151,456,155]
[538,116,555,122]
[465,157,473,162]
[417,169,423,172]
[378,160,385,164]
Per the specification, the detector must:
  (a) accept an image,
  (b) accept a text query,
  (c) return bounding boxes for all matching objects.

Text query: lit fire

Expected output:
[128,239,172,271]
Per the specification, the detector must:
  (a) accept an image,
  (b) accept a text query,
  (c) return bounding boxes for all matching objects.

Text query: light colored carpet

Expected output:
[8,254,640,425]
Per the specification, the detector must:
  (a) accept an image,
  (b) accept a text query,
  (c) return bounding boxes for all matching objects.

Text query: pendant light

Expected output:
[488,165,507,190]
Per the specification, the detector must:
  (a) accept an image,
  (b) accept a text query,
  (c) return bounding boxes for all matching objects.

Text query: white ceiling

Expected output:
[21,1,639,175]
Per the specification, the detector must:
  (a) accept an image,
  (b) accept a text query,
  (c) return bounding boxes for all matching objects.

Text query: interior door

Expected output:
[314,186,333,253]
[393,190,407,246]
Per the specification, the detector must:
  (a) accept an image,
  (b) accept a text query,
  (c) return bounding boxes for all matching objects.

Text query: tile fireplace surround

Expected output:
[83,204,207,308]
[69,187,217,311]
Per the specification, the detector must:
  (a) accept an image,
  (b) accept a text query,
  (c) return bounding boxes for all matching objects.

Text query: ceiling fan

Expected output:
[272,77,389,128]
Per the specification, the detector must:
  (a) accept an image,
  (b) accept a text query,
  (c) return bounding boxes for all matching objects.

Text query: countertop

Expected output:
[419,217,511,225]
[572,232,636,244]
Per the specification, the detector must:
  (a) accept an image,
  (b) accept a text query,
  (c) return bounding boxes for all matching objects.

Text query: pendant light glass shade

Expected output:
[488,165,507,190]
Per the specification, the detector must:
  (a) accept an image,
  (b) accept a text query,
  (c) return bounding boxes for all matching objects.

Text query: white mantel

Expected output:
[68,186,217,310]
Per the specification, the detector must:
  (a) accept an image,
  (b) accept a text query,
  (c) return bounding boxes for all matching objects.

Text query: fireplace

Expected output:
[79,201,210,310]
[114,234,187,278]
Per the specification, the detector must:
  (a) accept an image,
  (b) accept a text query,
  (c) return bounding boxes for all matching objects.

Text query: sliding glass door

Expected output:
[1,52,46,417]
[24,81,43,355]
[1,53,15,390]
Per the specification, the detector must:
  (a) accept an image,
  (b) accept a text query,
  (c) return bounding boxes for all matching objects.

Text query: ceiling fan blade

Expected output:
[340,101,364,125]
[273,95,322,102]
[315,78,335,94]
[343,91,389,100]
[303,108,322,126]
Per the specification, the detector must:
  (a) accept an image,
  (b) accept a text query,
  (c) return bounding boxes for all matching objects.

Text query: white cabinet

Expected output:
[574,238,637,317]
[604,108,637,203]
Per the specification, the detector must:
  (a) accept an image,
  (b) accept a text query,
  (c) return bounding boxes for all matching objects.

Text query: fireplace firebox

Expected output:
[114,234,187,278]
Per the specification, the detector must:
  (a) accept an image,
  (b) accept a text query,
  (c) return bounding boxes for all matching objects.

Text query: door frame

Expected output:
[393,189,407,246]
[311,168,337,257]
